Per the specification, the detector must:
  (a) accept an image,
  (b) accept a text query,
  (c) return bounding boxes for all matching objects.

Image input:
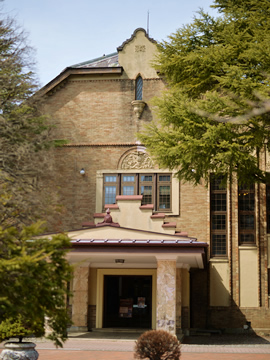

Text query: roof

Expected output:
[71,238,207,247]
[70,52,119,69]
[69,237,208,269]
[40,28,156,95]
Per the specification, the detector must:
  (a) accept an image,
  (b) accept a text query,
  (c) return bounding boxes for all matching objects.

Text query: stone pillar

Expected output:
[156,259,177,334]
[176,268,182,332]
[70,265,89,332]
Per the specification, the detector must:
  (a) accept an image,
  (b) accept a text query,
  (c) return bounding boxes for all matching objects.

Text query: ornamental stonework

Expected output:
[121,151,154,169]
[135,45,146,52]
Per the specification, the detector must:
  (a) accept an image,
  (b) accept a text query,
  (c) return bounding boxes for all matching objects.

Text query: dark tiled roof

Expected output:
[70,52,119,69]
[71,239,207,246]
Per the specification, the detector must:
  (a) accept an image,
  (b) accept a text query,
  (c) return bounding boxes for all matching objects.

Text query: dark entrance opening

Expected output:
[103,275,152,328]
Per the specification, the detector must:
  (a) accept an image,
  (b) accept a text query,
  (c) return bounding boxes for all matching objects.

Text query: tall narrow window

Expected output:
[238,184,255,244]
[135,76,143,100]
[210,175,227,256]
[140,174,153,205]
[157,175,171,211]
[104,175,118,205]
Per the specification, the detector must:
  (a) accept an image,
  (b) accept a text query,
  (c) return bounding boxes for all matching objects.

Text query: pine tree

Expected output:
[0,222,73,347]
[0,8,61,229]
[139,0,270,185]
[0,5,72,347]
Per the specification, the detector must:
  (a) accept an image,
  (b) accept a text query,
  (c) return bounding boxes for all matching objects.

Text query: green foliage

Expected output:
[134,330,181,360]
[140,0,270,185]
[0,316,44,342]
[0,8,65,229]
[0,4,72,348]
[0,222,73,347]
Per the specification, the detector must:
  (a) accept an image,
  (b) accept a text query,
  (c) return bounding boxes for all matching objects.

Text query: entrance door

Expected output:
[103,275,152,328]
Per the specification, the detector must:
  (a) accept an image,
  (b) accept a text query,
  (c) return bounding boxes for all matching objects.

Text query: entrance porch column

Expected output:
[71,265,89,332]
[156,259,177,334]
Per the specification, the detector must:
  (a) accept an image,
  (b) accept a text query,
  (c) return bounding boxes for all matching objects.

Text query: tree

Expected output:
[0,222,73,346]
[139,0,270,185]
[0,6,62,229]
[0,4,73,348]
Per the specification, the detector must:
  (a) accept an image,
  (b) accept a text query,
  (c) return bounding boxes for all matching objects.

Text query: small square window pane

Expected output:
[104,186,116,204]
[123,176,135,182]
[123,186,134,195]
[240,233,255,243]
[212,234,226,256]
[159,186,170,209]
[105,176,117,182]
[238,193,255,211]
[211,193,226,211]
[141,186,152,205]
[212,214,226,230]
[141,175,152,182]
[240,214,254,230]
[159,175,170,182]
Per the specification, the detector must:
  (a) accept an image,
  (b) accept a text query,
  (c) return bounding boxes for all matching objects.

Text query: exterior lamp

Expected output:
[80,168,85,175]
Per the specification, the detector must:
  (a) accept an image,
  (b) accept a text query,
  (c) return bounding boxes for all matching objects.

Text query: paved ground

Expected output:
[2,333,270,360]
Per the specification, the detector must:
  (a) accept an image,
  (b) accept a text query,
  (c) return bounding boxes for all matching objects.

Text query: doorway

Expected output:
[103,275,152,328]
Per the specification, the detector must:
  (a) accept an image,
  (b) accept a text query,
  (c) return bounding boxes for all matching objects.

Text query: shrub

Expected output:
[0,316,44,343]
[134,329,181,360]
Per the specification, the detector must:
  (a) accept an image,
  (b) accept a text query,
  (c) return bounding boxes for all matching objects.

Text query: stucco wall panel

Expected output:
[239,248,259,307]
[210,261,230,306]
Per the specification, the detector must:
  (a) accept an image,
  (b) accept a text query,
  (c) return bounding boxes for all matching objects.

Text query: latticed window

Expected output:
[140,174,153,205]
[157,175,171,210]
[122,175,136,195]
[135,76,143,100]
[210,174,227,256]
[104,175,118,205]
[103,173,171,211]
[238,184,255,244]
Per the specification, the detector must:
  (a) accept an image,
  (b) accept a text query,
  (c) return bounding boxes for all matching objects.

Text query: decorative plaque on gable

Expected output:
[121,151,154,169]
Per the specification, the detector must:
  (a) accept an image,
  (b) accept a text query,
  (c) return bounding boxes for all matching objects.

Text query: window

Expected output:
[104,175,118,205]
[140,174,153,205]
[103,173,172,211]
[238,184,255,244]
[122,175,136,195]
[135,76,143,100]
[157,175,171,210]
[210,175,227,256]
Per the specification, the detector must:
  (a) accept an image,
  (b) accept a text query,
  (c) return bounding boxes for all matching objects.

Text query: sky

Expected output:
[3,0,218,87]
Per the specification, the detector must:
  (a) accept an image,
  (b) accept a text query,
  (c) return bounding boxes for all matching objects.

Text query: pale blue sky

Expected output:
[3,0,218,87]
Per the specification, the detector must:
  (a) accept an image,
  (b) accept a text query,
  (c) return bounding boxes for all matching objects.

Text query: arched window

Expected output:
[135,75,143,100]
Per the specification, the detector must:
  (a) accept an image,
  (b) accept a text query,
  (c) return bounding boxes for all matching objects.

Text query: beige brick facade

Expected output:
[42,28,270,334]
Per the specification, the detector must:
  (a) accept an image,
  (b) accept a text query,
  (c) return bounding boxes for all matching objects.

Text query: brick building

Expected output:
[41,28,270,335]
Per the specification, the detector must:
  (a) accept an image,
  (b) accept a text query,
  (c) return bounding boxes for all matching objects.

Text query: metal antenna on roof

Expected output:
[147,10,150,36]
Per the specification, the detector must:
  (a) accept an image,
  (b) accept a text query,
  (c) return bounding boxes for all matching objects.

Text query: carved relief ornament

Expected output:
[121,151,154,169]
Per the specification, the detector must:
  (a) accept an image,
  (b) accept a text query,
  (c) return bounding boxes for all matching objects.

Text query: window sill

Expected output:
[239,245,257,250]
[209,258,229,263]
